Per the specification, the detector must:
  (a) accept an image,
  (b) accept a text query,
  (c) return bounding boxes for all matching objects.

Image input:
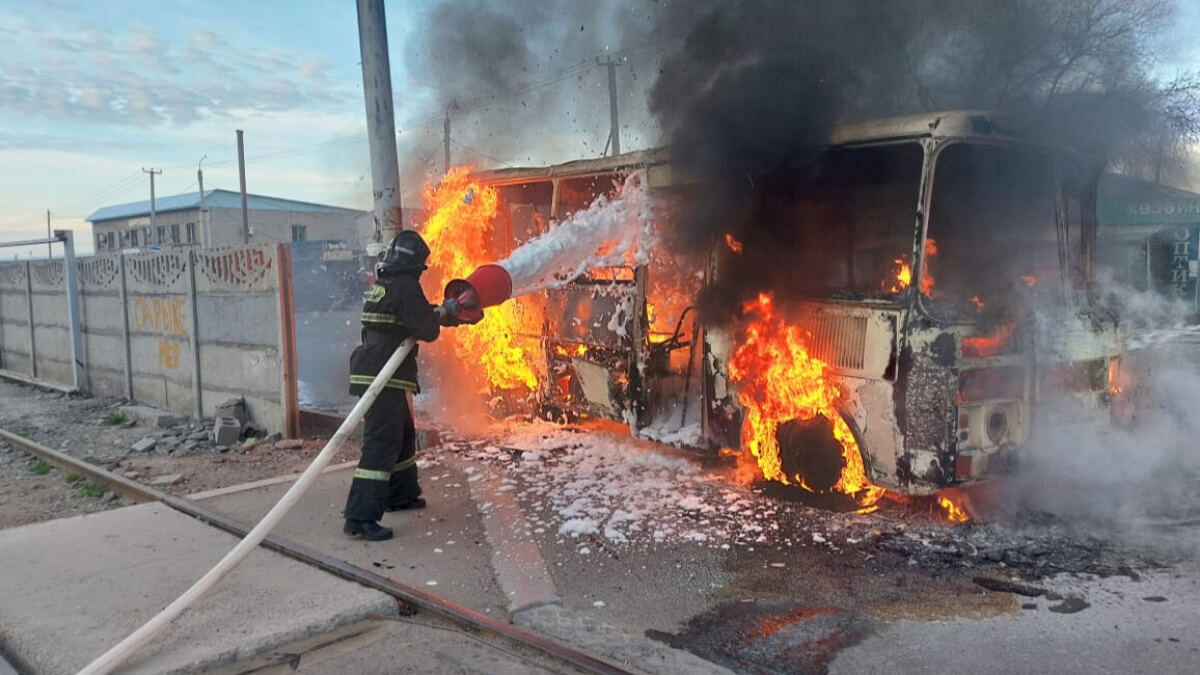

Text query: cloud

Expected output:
[0,20,353,128]
[299,58,331,81]
[190,29,225,49]
[127,28,166,55]
[0,129,151,151]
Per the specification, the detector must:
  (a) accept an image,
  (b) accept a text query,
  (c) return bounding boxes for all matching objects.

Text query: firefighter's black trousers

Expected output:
[343,388,421,522]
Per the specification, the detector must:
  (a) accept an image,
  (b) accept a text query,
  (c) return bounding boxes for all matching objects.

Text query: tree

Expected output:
[902,0,1199,183]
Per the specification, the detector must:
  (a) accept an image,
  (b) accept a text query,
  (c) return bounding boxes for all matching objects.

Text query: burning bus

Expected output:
[422,110,1122,504]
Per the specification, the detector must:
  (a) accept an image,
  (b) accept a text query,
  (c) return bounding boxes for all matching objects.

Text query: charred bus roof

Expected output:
[471,110,1065,189]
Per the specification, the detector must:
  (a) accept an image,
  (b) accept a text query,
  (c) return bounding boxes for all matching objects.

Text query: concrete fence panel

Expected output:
[124,250,195,416]
[191,244,296,434]
[28,260,73,385]
[78,256,126,397]
[0,244,300,436]
[0,263,32,374]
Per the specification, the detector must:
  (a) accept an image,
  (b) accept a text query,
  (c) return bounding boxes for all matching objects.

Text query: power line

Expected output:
[53,175,149,220]
[448,138,515,168]
[51,170,144,216]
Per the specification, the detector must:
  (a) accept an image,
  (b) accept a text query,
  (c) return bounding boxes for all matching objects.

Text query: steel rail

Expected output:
[0,427,634,675]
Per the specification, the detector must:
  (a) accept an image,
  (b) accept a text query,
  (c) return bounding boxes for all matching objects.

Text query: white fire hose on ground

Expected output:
[78,336,419,675]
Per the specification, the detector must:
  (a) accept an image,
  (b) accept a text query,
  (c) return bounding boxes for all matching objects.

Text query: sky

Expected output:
[0,0,653,259]
[3,0,1200,260]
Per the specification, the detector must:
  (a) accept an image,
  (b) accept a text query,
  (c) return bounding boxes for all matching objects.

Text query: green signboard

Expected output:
[1099,198,1200,226]
[1098,173,1200,226]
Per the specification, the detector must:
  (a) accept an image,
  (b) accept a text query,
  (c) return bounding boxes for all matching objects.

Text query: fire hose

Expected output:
[79,265,513,675]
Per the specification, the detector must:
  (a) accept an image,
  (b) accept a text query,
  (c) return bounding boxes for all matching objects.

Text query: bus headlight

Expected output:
[986,407,1009,444]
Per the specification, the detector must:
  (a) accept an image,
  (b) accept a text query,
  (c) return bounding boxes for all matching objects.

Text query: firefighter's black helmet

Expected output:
[376,230,430,277]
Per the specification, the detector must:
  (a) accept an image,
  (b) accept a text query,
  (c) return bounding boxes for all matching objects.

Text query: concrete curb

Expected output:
[456,460,733,675]
[462,459,562,615]
[187,461,358,501]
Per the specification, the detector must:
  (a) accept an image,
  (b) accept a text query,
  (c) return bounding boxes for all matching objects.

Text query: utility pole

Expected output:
[143,167,162,236]
[600,57,622,156]
[357,0,404,244]
[45,210,51,259]
[197,155,207,248]
[444,111,451,175]
[236,130,249,244]
[442,100,459,176]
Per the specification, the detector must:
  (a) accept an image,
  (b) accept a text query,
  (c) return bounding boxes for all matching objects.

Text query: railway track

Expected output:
[0,427,635,675]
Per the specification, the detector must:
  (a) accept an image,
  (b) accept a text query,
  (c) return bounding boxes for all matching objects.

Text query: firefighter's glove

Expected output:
[438,298,482,326]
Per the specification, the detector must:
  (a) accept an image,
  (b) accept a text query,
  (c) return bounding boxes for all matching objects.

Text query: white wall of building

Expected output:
[92,206,362,251]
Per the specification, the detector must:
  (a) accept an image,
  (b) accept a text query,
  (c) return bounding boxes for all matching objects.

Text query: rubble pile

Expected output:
[118,397,273,456]
[866,519,1171,581]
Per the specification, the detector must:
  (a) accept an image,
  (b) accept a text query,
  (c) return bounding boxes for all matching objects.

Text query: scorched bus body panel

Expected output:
[471,110,1121,496]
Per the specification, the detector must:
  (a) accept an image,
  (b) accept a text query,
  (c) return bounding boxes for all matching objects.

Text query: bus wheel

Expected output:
[776,416,845,494]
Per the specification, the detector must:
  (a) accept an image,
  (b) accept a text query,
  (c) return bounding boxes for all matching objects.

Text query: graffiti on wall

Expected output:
[133,297,187,369]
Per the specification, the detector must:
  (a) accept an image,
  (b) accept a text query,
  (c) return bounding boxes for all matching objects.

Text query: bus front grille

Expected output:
[807,315,868,371]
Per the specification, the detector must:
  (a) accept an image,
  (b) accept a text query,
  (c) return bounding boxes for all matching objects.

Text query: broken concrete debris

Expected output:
[119,405,184,429]
[211,397,269,443]
[148,473,183,487]
[215,397,250,427]
[130,437,157,453]
[212,417,241,446]
[274,439,304,450]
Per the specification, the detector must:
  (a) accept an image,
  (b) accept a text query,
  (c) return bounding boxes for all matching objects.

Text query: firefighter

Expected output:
[343,229,459,541]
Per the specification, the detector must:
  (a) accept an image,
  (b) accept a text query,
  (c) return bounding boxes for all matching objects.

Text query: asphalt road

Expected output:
[830,559,1200,674]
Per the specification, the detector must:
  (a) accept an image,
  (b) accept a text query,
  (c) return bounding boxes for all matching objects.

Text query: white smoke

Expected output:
[1009,271,1200,551]
[499,171,656,297]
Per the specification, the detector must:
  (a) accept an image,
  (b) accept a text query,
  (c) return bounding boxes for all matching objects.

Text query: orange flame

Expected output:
[939,496,970,522]
[886,238,937,295]
[1020,275,1037,287]
[727,293,885,507]
[1108,358,1123,395]
[554,343,589,357]
[888,260,913,293]
[725,233,744,253]
[419,167,541,392]
[961,323,1017,358]
[970,296,985,312]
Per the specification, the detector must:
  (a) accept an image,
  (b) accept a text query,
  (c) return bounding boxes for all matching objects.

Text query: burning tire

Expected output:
[769,415,863,512]
[776,416,845,493]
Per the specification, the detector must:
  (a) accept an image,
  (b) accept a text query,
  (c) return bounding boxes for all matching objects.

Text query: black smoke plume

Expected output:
[641,0,1196,322]
[407,0,1197,321]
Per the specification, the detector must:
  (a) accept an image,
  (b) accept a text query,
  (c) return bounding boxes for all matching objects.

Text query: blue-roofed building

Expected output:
[86,189,367,252]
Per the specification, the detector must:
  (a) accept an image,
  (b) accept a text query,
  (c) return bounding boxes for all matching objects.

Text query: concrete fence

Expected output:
[0,244,299,437]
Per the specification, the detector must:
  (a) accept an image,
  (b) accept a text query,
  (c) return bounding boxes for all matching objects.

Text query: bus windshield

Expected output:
[925,143,1061,317]
[750,143,924,298]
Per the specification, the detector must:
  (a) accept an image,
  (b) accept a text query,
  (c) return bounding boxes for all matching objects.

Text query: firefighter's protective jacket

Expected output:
[348,273,440,395]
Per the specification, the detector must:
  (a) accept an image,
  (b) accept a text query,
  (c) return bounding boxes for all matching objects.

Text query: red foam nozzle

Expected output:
[444,264,513,311]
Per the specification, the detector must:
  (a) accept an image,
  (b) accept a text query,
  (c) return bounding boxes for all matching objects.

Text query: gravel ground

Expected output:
[0,378,362,530]
[0,441,119,529]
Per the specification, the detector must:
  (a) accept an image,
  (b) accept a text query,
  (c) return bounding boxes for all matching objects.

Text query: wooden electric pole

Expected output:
[142,167,162,235]
[356,0,404,243]
[443,111,451,175]
[236,130,249,244]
